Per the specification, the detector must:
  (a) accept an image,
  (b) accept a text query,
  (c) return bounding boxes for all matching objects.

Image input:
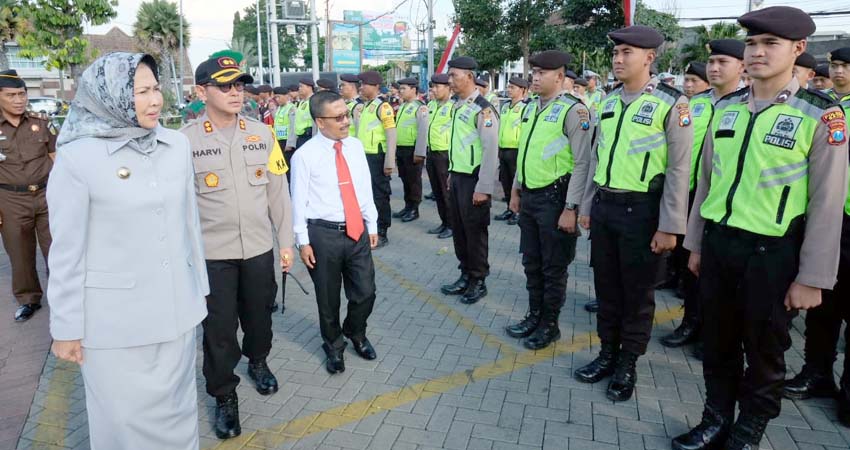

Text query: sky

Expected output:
[89,0,848,72]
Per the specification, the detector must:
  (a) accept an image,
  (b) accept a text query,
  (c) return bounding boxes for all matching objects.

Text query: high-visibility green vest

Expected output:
[485,92,498,106]
[273,103,293,141]
[700,88,828,236]
[346,99,358,137]
[449,95,494,174]
[357,98,388,154]
[516,95,576,189]
[396,100,422,146]
[295,99,312,136]
[499,100,526,149]
[592,83,679,192]
[588,90,604,111]
[689,91,715,191]
[428,99,453,151]
[839,96,850,216]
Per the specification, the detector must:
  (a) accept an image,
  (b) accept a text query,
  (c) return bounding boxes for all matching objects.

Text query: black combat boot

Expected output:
[375,230,389,248]
[671,405,732,450]
[523,318,560,350]
[783,364,838,400]
[441,273,469,295]
[660,319,700,348]
[838,377,850,427]
[607,351,638,402]
[574,342,619,383]
[583,300,599,313]
[214,392,241,439]
[494,209,513,221]
[247,359,279,395]
[460,278,487,304]
[505,310,542,338]
[725,414,769,450]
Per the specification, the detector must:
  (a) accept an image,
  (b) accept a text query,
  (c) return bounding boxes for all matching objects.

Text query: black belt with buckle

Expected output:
[0,182,47,193]
[307,218,347,231]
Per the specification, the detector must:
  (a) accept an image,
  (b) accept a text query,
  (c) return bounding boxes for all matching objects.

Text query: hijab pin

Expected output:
[117,167,131,179]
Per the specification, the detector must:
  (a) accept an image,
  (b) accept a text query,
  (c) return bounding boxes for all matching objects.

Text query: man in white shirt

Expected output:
[290,91,380,374]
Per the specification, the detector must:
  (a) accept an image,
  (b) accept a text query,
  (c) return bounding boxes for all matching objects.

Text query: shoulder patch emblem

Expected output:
[822,110,844,124]
[676,103,691,127]
[483,108,493,127]
[577,108,591,130]
[418,105,429,115]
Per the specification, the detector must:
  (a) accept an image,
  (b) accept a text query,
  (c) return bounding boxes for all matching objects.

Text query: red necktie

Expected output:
[334,141,364,241]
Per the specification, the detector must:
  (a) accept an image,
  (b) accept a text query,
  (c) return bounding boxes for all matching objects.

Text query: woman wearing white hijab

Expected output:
[47,52,208,449]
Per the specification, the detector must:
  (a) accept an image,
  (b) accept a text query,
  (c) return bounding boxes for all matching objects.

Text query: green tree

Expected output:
[133,0,190,108]
[504,0,556,76]
[17,0,118,85]
[454,0,508,72]
[0,0,28,70]
[228,35,257,69]
[231,0,302,78]
[302,35,325,73]
[680,22,741,66]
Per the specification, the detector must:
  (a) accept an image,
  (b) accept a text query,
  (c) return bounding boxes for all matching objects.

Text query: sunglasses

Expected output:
[206,82,245,93]
[318,112,351,123]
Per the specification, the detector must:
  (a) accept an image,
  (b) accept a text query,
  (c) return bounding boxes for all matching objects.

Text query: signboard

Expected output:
[330,22,362,74]
[343,10,413,61]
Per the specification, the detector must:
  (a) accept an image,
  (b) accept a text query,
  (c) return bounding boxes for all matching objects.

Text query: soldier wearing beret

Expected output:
[813,63,834,92]
[562,69,577,95]
[353,70,397,248]
[794,52,818,89]
[424,73,455,239]
[573,77,589,104]
[683,62,709,98]
[439,56,500,304]
[392,77,428,223]
[575,25,693,403]
[503,50,594,350]
[783,44,850,428]
[475,75,498,106]
[286,76,317,153]
[241,85,261,120]
[339,73,361,138]
[675,7,849,449]
[0,69,56,322]
[316,78,337,93]
[494,76,529,225]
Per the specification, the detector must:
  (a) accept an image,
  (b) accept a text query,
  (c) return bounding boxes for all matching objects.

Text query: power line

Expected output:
[679,9,850,20]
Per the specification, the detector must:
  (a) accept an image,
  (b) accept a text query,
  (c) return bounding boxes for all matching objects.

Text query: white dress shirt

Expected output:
[291,132,378,246]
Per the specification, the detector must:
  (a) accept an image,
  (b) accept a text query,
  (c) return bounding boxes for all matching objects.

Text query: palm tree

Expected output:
[680,22,741,66]
[0,0,29,70]
[228,36,257,70]
[133,0,190,107]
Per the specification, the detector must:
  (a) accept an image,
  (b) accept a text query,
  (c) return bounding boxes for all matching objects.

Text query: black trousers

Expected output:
[295,133,311,149]
[519,185,577,320]
[498,148,518,205]
[396,145,423,210]
[280,139,296,184]
[307,221,377,351]
[676,189,700,325]
[802,214,850,392]
[366,153,392,232]
[426,150,451,227]
[449,172,491,279]
[202,250,277,397]
[700,221,802,419]
[590,191,662,355]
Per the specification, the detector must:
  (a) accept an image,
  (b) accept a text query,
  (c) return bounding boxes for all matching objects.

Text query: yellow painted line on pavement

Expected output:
[30,360,78,447]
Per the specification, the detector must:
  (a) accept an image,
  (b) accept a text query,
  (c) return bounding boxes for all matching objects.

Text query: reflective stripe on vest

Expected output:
[592,86,675,192]
[356,98,387,154]
[428,100,453,151]
[499,100,525,149]
[273,103,293,140]
[700,90,821,236]
[517,96,575,189]
[295,100,312,136]
[689,92,715,191]
[396,100,422,146]
[449,98,487,174]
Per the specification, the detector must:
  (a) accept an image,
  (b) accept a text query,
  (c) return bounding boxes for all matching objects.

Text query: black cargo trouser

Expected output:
[448,171,490,279]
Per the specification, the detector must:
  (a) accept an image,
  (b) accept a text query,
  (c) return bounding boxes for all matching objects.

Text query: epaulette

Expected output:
[715,87,749,110]
[797,88,837,110]
[243,115,262,123]
[692,89,713,100]
[655,82,685,99]
[27,111,48,121]
[473,94,491,109]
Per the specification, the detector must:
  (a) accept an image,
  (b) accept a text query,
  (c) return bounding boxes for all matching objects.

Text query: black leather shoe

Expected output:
[660,320,700,348]
[350,337,377,360]
[438,227,453,239]
[214,392,241,439]
[14,304,41,322]
[494,209,513,221]
[270,302,279,313]
[783,365,837,400]
[460,279,487,304]
[506,214,519,226]
[375,233,389,249]
[392,207,410,218]
[428,224,447,235]
[424,192,436,201]
[323,343,346,374]
[523,320,560,350]
[607,351,638,402]
[671,406,731,450]
[574,342,619,383]
[583,300,599,313]
[441,274,469,295]
[401,209,419,222]
[725,414,769,450]
[506,310,542,338]
[838,389,850,427]
[247,360,279,395]
[692,342,704,361]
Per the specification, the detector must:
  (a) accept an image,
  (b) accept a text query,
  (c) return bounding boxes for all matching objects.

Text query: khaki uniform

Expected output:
[0,112,56,306]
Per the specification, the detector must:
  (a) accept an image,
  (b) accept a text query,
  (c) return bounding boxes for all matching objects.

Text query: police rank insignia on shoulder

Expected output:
[239,119,247,130]
[203,121,214,133]
[676,103,691,127]
[204,172,220,188]
[823,110,847,146]
[483,108,493,127]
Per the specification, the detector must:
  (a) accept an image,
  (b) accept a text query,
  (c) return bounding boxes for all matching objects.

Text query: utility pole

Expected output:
[178,0,184,104]
[325,0,331,71]
[310,0,319,80]
[270,0,281,86]
[256,0,264,83]
[426,0,434,78]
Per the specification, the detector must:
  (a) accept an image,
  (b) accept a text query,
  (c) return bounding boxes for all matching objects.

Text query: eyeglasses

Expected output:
[317,112,351,123]
[206,82,245,93]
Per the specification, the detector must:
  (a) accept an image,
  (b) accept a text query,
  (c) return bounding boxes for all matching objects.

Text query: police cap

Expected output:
[608,25,664,49]
[814,63,830,78]
[358,71,383,86]
[195,56,254,85]
[795,52,817,70]
[340,73,360,83]
[0,69,25,89]
[431,73,450,85]
[398,77,418,87]
[316,78,336,91]
[447,56,478,71]
[508,76,528,88]
[828,47,850,64]
[529,50,571,70]
[685,62,708,82]
[708,39,745,60]
[738,6,815,40]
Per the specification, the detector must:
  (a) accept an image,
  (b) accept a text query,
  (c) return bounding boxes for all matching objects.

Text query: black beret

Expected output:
[0,69,25,89]
[814,63,830,78]
[299,76,315,88]
[608,25,664,49]
[529,50,571,70]
[738,6,815,40]
[795,52,817,70]
[244,85,259,95]
[195,56,253,85]
[475,76,488,87]
[828,47,850,64]
[575,78,589,87]
[391,82,400,89]
[398,77,418,87]
[316,78,336,91]
[340,73,360,83]
[431,73,450,85]
[272,86,287,95]
[685,62,708,83]
[508,76,528,88]
[565,70,578,80]
[447,56,478,70]
[708,39,745,60]
[258,84,273,93]
[287,84,299,92]
[358,70,383,86]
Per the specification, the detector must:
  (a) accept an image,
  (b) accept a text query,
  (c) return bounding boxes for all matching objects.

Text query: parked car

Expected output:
[27,97,68,116]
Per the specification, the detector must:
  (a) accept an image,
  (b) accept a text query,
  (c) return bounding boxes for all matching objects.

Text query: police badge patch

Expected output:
[764,114,803,149]
[632,101,659,126]
[692,103,706,117]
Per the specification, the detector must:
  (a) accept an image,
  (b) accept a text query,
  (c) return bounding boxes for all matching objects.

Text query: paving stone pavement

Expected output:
[10,176,850,450]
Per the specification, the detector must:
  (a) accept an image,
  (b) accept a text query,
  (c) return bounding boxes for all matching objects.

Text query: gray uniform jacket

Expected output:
[181,113,294,260]
[46,126,209,348]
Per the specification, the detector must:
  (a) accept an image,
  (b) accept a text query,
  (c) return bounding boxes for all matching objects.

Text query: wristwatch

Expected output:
[564,203,578,211]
